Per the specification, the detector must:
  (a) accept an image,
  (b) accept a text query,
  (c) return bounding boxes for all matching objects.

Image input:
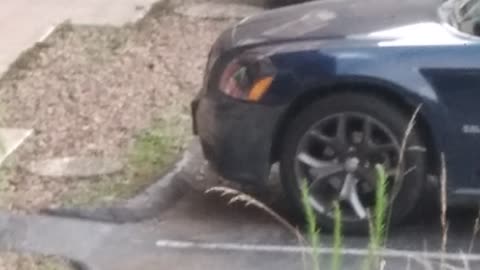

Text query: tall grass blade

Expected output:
[440,153,448,270]
[300,181,320,270]
[206,186,307,245]
[386,105,422,241]
[468,208,480,254]
[364,164,388,270]
[374,164,388,249]
[332,201,343,270]
[207,186,312,269]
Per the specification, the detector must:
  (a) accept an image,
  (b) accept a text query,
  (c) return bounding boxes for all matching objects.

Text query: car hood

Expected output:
[227,0,443,47]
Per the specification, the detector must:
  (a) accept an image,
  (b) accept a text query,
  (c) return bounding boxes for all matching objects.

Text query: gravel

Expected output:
[0,1,235,212]
[0,0,248,269]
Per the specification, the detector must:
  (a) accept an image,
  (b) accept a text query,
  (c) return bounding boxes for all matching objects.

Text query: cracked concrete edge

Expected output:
[0,21,61,79]
[0,0,169,80]
[0,128,33,166]
[0,22,73,82]
[40,140,199,224]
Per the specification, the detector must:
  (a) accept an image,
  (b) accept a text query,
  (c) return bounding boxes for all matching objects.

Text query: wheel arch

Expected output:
[271,79,440,174]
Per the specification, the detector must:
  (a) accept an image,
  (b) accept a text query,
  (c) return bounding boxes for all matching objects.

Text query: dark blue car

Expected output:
[192,0,480,233]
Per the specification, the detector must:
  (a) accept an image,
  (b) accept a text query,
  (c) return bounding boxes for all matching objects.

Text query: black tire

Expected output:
[280,93,427,234]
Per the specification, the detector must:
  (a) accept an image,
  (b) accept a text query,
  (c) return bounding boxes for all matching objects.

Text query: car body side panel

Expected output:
[422,67,480,190]
[256,43,480,191]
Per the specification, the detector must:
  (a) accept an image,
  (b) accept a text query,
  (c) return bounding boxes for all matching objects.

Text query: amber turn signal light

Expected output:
[247,76,274,102]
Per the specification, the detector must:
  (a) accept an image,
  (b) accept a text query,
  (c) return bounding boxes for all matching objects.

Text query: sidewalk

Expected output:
[0,0,158,76]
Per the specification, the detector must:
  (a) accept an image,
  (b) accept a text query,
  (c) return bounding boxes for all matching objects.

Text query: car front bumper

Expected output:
[192,91,285,185]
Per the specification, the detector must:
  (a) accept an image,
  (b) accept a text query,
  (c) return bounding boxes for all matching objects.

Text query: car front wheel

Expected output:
[280,93,427,234]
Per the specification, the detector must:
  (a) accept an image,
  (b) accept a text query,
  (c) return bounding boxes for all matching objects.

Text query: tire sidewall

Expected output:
[280,93,426,234]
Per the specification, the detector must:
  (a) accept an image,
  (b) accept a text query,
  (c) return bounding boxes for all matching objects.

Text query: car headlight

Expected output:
[218,55,276,102]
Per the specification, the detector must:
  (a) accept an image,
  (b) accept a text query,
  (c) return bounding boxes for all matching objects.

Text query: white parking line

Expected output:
[155,239,480,261]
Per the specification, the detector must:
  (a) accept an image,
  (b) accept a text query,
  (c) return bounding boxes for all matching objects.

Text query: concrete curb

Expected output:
[40,138,282,224]
[40,140,199,224]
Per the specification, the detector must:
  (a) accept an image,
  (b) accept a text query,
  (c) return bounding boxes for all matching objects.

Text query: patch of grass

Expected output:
[62,117,188,207]
[128,119,181,181]
[60,174,128,206]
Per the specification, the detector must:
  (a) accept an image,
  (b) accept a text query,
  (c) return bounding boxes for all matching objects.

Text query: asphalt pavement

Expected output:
[1,142,480,270]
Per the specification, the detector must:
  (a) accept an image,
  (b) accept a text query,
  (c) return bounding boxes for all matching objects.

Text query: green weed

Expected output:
[300,181,320,270]
[363,164,388,270]
[128,121,180,180]
[332,201,343,270]
[372,164,388,249]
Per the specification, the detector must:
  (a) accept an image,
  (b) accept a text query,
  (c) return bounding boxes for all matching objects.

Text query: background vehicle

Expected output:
[267,0,309,7]
[192,0,480,233]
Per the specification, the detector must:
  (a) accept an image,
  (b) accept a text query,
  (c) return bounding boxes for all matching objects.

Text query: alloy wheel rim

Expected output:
[294,112,402,221]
